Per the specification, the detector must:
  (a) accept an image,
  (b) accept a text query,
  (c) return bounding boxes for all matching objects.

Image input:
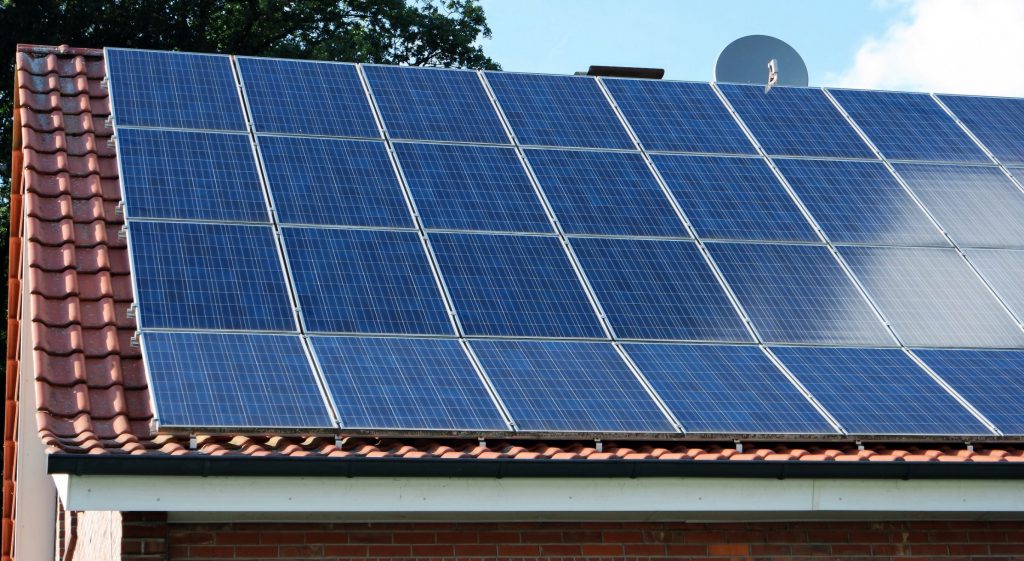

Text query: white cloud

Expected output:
[830,0,1024,96]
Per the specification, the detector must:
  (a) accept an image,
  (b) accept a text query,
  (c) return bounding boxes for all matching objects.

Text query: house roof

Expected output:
[9,44,1024,478]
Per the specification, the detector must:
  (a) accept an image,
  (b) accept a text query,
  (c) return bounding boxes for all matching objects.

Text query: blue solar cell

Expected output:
[623,343,834,434]
[525,149,687,237]
[281,228,453,335]
[774,158,949,247]
[894,163,1024,248]
[430,233,605,338]
[393,142,552,233]
[259,136,412,228]
[485,72,634,149]
[570,238,751,342]
[1008,167,1024,187]
[601,79,756,154]
[938,94,1024,165]
[117,128,268,222]
[144,332,332,429]
[913,349,1024,435]
[830,89,988,163]
[706,242,894,346]
[311,336,507,431]
[106,48,246,131]
[130,222,295,331]
[470,340,675,433]
[237,57,379,138]
[651,154,817,242]
[966,248,1024,321]
[363,65,509,144]
[839,246,1024,348]
[717,84,874,159]
[771,346,990,436]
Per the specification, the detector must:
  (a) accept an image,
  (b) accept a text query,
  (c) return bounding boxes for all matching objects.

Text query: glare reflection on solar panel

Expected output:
[913,348,1024,436]
[651,154,817,242]
[774,158,949,247]
[938,94,1024,165]
[259,136,413,228]
[470,340,675,433]
[117,128,269,222]
[839,246,1024,348]
[570,237,751,342]
[130,221,295,332]
[965,248,1024,321]
[602,78,755,154]
[363,65,509,144]
[106,48,246,130]
[707,242,895,346]
[312,336,507,431]
[486,72,635,149]
[430,233,605,338]
[623,343,835,435]
[282,227,453,336]
[144,332,332,429]
[237,57,380,138]
[771,346,990,436]
[717,84,874,159]
[393,142,553,233]
[525,149,688,237]
[894,163,1024,249]
[829,89,988,163]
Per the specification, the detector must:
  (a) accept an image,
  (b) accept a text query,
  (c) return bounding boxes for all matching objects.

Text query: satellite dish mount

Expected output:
[766,59,778,93]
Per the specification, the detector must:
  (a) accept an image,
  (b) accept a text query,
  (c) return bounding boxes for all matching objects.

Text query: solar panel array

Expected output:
[107,47,1024,438]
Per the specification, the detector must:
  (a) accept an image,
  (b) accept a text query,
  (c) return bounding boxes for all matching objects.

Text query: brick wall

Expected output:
[162,520,1024,559]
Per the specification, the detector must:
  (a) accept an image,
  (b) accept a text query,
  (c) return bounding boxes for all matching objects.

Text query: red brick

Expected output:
[947,543,990,555]
[477,531,521,543]
[602,530,644,542]
[233,545,278,558]
[174,532,216,545]
[411,544,455,556]
[365,544,412,556]
[186,545,234,558]
[279,544,323,557]
[708,543,749,556]
[392,531,438,544]
[682,531,727,543]
[347,531,395,544]
[498,544,541,556]
[831,543,874,555]
[622,543,666,555]
[323,544,369,556]
[666,544,708,556]
[990,543,1024,554]
[520,531,564,543]
[303,531,349,544]
[540,544,582,555]
[214,531,260,545]
[910,543,949,555]
[259,531,306,545]
[436,531,479,544]
[453,544,498,556]
[750,543,792,555]
[805,530,848,543]
[580,543,623,556]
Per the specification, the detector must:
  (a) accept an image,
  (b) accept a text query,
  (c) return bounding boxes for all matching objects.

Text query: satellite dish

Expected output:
[715,35,808,88]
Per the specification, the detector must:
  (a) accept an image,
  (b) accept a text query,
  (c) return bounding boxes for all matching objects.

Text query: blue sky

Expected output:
[476,1,1024,96]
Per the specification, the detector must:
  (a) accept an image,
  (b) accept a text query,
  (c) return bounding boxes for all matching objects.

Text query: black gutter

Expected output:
[47,453,1024,480]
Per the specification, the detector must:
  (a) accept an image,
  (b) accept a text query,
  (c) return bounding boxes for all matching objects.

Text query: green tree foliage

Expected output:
[0,0,499,355]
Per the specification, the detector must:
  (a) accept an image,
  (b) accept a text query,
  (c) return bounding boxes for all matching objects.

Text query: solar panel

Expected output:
[310,336,508,431]
[623,343,834,434]
[839,246,1024,348]
[771,346,990,436]
[913,349,1024,435]
[281,227,453,335]
[829,89,989,163]
[893,163,1024,248]
[236,57,380,138]
[965,249,1024,320]
[938,94,1024,165]
[1008,167,1024,187]
[429,233,605,338]
[525,149,688,237]
[393,142,553,233]
[601,78,756,155]
[651,154,817,242]
[570,237,751,342]
[106,48,246,131]
[144,332,333,429]
[706,242,895,346]
[258,136,413,228]
[470,340,675,433]
[129,221,295,331]
[117,128,268,223]
[362,65,509,144]
[774,158,949,247]
[485,72,634,149]
[717,84,874,159]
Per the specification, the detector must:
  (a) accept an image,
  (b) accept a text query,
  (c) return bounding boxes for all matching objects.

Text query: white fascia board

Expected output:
[54,474,1024,518]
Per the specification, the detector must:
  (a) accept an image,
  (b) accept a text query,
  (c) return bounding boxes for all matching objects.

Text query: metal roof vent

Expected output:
[577,65,665,79]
